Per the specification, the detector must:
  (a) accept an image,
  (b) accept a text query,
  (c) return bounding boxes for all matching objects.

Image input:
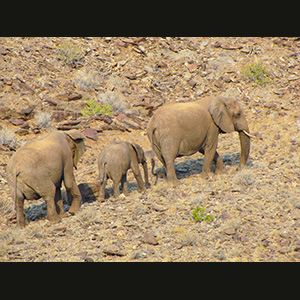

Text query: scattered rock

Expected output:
[103,247,127,256]
[56,92,82,102]
[44,98,58,106]
[9,119,25,126]
[142,232,159,245]
[223,226,236,235]
[83,128,98,141]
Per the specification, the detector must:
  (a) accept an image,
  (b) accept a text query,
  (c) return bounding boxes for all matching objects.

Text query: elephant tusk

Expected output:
[242,130,256,139]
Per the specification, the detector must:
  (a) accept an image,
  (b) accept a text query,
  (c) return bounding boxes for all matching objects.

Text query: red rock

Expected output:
[116,113,127,120]
[83,128,98,141]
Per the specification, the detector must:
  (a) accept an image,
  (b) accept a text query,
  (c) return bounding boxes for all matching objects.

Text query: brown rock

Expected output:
[123,71,137,80]
[142,232,159,245]
[9,119,25,126]
[44,98,58,106]
[83,128,98,141]
[223,226,236,235]
[15,128,29,136]
[103,247,127,256]
[56,92,82,102]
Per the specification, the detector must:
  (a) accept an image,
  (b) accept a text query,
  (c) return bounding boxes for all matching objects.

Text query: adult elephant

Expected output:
[147,96,251,186]
[6,130,86,228]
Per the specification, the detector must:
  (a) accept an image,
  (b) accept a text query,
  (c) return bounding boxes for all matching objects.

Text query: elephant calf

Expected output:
[98,140,149,201]
[6,130,86,228]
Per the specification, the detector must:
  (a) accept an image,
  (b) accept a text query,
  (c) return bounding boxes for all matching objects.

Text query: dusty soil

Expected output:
[1,37,300,261]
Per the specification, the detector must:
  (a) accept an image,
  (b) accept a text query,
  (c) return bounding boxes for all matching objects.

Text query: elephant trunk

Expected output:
[142,161,150,188]
[238,127,250,168]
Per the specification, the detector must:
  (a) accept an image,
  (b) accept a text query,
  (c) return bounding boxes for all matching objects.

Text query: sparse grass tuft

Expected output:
[234,168,256,187]
[35,111,52,128]
[0,128,18,150]
[57,40,85,67]
[72,70,102,92]
[75,209,102,229]
[171,227,198,246]
[242,62,271,86]
[97,90,128,114]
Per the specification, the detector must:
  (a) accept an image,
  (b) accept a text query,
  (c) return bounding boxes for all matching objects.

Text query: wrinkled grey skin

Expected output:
[98,140,149,201]
[147,96,250,186]
[6,130,86,228]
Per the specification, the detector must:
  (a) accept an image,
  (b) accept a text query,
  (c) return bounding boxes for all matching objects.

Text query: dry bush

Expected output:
[0,128,18,149]
[233,168,256,187]
[35,111,52,128]
[75,208,102,229]
[72,70,102,92]
[96,90,129,114]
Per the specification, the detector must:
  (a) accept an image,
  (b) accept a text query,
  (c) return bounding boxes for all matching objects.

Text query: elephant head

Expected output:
[65,130,86,169]
[131,143,150,188]
[209,96,250,168]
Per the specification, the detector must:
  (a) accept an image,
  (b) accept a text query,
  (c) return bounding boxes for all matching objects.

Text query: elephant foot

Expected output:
[97,196,105,203]
[215,167,227,175]
[60,211,68,218]
[68,205,81,215]
[200,171,213,179]
[137,186,146,193]
[167,178,180,187]
[17,220,26,229]
[48,214,62,225]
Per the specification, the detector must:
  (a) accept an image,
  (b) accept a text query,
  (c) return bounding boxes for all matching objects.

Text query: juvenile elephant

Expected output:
[98,140,149,201]
[147,96,251,186]
[6,130,86,228]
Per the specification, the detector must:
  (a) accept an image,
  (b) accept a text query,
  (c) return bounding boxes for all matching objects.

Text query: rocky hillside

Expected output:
[1,37,300,261]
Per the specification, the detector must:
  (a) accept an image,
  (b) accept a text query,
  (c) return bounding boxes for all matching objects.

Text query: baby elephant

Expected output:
[6,130,86,228]
[98,140,150,201]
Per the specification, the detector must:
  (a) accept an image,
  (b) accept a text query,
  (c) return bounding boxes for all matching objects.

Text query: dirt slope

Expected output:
[1,37,300,261]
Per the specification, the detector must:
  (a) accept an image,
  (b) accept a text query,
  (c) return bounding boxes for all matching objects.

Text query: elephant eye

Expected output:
[234,112,241,118]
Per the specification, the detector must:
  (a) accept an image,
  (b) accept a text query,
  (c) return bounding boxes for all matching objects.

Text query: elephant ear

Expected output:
[131,143,144,164]
[209,97,235,133]
[65,130,86,168]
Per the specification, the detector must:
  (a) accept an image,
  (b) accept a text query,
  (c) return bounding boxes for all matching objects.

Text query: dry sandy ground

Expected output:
[1,37,300,261]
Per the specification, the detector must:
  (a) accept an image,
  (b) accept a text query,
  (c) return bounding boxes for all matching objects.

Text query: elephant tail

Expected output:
[99,162,107,185]
[146,125,158,184]
[12,167,20,211]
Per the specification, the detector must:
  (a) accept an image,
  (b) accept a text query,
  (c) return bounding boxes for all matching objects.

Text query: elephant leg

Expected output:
[131,161,145,193]
[42,184,62,225]
[112,177,121,199]
[153,144,167,178]
[15,189,25,228]
[67,181,82,214]
[213,151,224,174]
[201,143,217,178]
[160,145,179,186]
[121,173,129,196]
[63,161,81,214]
[54,187,66,217]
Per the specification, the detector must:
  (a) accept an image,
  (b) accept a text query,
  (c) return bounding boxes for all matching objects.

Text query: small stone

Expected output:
[223,226,236,235]
[103,247,127,256]
[142,232,159,245]
[84,257,94,262]
[9,119,25,126]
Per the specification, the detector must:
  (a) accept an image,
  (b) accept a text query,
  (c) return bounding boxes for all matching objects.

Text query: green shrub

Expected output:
[81,98,113,117]
[242,62,271,86]
[191,205,214,223]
